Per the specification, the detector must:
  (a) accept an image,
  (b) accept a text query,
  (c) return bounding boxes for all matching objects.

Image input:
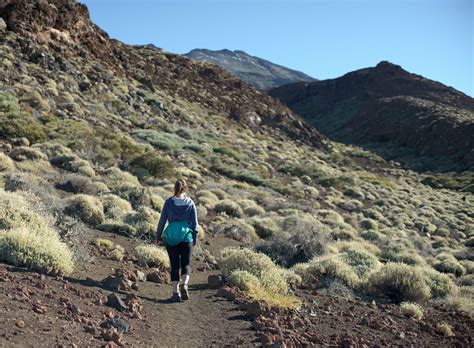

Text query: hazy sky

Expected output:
[81,0,473,96]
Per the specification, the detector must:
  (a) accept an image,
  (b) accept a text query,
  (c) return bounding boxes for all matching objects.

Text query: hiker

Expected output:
[156,179,199,302]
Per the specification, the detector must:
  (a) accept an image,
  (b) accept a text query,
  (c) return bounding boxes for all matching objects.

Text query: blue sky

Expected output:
[81,0,473,96]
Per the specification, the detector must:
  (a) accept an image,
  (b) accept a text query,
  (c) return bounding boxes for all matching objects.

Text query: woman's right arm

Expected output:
[156,199,168,241]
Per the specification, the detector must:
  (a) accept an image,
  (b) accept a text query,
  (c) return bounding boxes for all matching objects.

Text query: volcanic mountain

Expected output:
[185,49,316,90]
[269,61,474,171]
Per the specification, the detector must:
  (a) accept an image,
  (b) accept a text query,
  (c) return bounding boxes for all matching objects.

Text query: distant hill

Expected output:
[269,61,474,171]
[185,49,316,90]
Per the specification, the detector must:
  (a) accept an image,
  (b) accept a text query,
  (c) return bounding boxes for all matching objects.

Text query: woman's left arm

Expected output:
[190,202,199,244]
[156,200,168,241]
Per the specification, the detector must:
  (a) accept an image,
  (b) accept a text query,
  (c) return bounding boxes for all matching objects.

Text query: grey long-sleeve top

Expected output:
[156,196,199,242]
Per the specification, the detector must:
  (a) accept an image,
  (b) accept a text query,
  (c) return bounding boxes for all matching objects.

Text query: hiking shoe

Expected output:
[171,292,181,302]
[180,284,189,300]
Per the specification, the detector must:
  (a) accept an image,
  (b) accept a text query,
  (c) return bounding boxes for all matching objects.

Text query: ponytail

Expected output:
[174,179,188,196]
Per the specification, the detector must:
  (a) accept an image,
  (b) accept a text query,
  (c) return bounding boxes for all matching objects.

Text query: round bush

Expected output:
[424,268,458,298]
[65,194,105,226]
[228,270,262,294]
[339,249,381,279]
[214,199,244,218]
[0,227,74,275]
[400,302,423,320]
[100,194,133,219]
[0,153,14,172]
[303,256,360,289]
[214,220,258,243]
[433,253,466,277]
[219,247,276,278]
[368,263,431,303]
[9,147,47,161]
[135,244,170,269]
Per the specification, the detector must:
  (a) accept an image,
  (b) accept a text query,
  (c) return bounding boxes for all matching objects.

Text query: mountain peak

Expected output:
[185,48,315,90]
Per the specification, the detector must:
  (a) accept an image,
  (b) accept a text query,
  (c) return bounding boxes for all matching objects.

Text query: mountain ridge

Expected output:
[185,48,316,90]
[269,61,474,171]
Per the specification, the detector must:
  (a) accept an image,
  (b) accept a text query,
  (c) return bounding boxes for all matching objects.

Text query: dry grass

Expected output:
[400,302,424,320]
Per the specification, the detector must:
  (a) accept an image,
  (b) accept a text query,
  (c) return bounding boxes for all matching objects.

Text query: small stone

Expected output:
[207,274,223,289]
[131,283,139,291]
[134,270,146,282]
[101,318,130,333]
[68,303,81,314]
[106,294,128,312]
[15,320,25,328]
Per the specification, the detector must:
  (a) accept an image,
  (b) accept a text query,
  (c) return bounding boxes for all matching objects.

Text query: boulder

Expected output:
[146,269,168,283]
[0,18,6,31]
[207,274,223,289]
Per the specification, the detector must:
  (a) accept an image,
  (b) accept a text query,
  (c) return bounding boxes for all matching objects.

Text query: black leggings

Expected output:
[166,242,193,282]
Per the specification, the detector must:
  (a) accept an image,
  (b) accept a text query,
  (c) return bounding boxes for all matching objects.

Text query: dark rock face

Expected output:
[185,49,316,90]
[269,61,474,171]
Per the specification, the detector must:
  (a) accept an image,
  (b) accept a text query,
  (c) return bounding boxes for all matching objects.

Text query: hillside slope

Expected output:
[269,61,474,171]
[185,49,316,90]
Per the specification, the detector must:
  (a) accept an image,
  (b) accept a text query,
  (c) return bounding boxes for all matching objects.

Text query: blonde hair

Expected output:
[174,179,188,196]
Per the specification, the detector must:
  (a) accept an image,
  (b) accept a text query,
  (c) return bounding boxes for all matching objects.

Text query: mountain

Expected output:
[185,49,316,90]
[269,61,474,171]
[0,1,472,347]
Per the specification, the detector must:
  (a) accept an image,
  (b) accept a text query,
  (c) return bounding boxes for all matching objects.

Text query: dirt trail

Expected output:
[0,230,258,347]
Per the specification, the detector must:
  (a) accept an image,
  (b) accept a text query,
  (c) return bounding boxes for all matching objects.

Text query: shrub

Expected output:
[214,220,258,243]
[112,182,144,208]
[424,268,458,298]
[360,218,379,231]
[244,205,265,217]
[228,270,261,294]
[219,247,276,278]
[0,227,74,275]
[0,190,47,230]
[124,207,160,237]
[214,199,244,218]
[135,244,170,269]
[130,151,174,178]
[100,194,133,219]
[50,154,95,177]
[436,322,454,337]
[57,175,108,195]
[94,238,114,249]
[9,147,48,161]
[433,253,466,277]
[0,189,74,275]
[227,270,300,309]
[196,190,220,208]
[209,188,227,199]
[110,245,125,261]
[302,256,360,289]
[400,302,423,320]
[384,251,427,266]
[256,217,328,267]
[367,263,431,303]
[64,194,105,226]
[248,216,279,239]
[338,249,381,279]
[103,167,140,188]
[0,153,14,171]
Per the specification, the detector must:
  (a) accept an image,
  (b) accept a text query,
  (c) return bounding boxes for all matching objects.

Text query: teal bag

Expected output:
[163,221,193,246]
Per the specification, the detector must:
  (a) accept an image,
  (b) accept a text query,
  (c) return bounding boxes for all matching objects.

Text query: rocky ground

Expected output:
[1,231,472,347]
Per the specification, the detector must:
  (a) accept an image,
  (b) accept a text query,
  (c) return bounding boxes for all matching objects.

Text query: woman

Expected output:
[156,179,198,302]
